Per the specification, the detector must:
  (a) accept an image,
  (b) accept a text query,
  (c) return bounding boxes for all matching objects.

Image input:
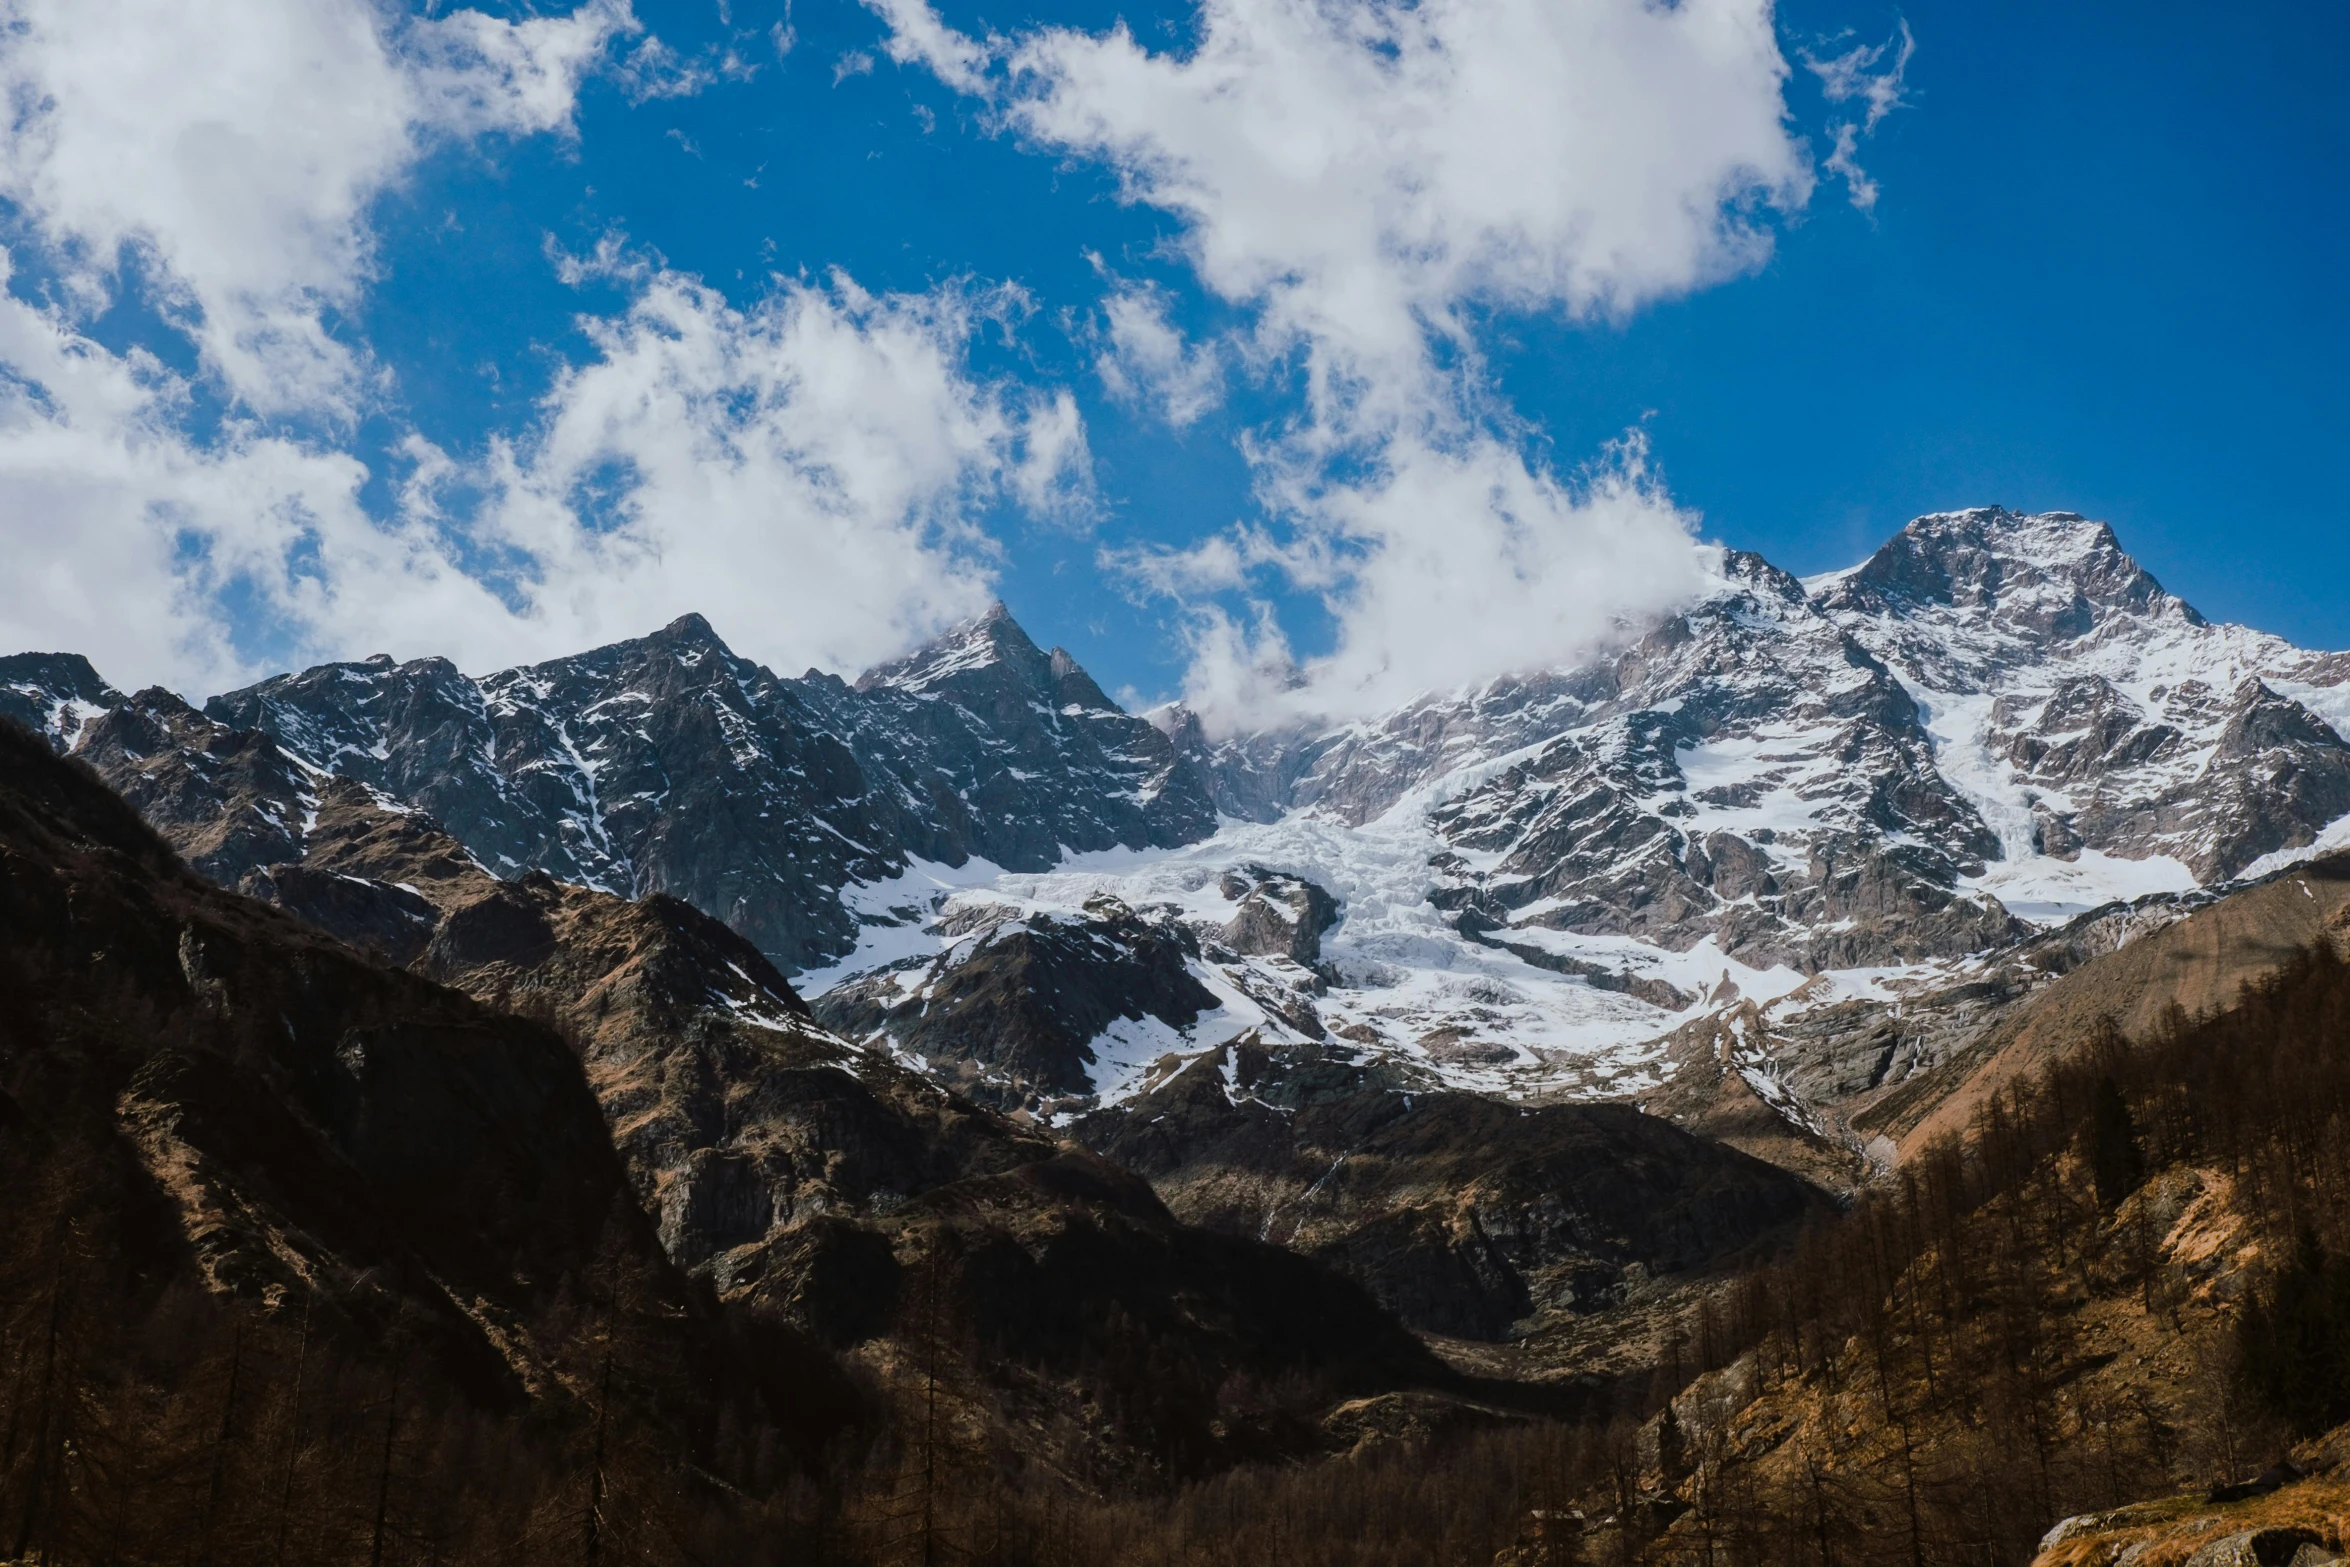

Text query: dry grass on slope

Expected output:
[2031,1479,2350,1567]
[1613,1160,2270,1567]
[1864,852,2350,1159]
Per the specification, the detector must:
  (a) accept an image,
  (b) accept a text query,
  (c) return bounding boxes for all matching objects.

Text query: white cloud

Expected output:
[1131,431,1717,727]
[869,0,1817,728]
[411,1,641,132]
[865,0,988,92]
[0,258,1088,693]
[1094,281,1223,428]
[420,266,1085,680]
[1000,0,1808,367]
[0,0,639,418]
[1805,20,1914,211]
[1806,21,1914,134]
[0,2,1095,698]
[0,254,517,694]
[1822,122,1879,212]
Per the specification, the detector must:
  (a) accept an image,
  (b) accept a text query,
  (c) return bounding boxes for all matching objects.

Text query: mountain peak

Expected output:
[1825,507,2198,634]
[1047,645,1117,711]
[0,650,128,752]
[653,611,729,650]
[127,684,199,718]
[1717,548,1807,603]
[855,602,1051,695]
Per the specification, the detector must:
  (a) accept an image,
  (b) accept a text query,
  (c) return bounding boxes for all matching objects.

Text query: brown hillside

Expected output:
[1865,852,2350,1157]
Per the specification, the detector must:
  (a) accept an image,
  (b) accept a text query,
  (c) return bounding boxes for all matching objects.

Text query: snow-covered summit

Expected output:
[797,509,2350,1115]
[1814,507,2350,891]
[0,650,125,751]
[1824,507,2197,632]
[186,608,1220,970]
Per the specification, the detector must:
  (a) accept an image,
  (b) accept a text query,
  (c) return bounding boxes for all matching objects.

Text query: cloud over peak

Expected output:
[874,0,1817,727]
[457,266,1085,679]
[0,0,1913,726]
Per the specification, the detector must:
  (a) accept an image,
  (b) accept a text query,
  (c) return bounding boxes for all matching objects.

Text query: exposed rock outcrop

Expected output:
[815,899,1220,1113]
[180,609,1217,972]
[1074,1037,1829,1340]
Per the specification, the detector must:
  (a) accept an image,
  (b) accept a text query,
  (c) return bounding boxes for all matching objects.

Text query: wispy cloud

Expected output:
[1805,19,1915,211]
[1093,279,1224,429]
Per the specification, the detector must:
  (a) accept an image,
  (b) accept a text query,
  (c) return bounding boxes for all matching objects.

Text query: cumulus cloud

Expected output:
[458,267,1085,677]
[0,0,639,418]
[1127,431,1716,726]
[0,257,517,694]
[0,257,1085,693]
[999,0,1808,365]
[871,0,1818,728]
[0,0,1090,694]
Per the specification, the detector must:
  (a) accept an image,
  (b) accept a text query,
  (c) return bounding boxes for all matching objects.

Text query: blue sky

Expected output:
[0,0,2343,720]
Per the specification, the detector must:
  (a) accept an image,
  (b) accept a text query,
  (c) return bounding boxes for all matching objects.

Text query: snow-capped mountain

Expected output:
[8,508,2349,1126]
[1812,509,2350,892]
[150,605,1215,972]
[800,509,2350,1113]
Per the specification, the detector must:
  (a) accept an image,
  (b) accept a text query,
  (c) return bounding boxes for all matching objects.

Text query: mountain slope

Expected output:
[172,736,1515,1477]
[1072,1038,1831,1341]
[0,714,710,1407]
[1815,509,2350,890]
[1539,924,2350,1567]
[196,607,1216,972]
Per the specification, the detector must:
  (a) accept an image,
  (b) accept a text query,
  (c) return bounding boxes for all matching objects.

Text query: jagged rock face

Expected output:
[0,650,122,750]
[2070,679,2350,880]
[1815,508,2350,882]
[254,778,1060,1272]
[845,607,1219,866]
[1831,507,2188,645]
[201,608,1216,972]
[1161,514,2350,983]
[1312,551,2024,972]
[201,651,517,848]
[815,900,1221,1113]
[0,712,1473,1481]
[1217,866,1341,965]
[1074,1039,1828,1340]
[15,508,2350,1155]
[183,758,1462,1479]
[248,857,442,967]
[72,688,317,883]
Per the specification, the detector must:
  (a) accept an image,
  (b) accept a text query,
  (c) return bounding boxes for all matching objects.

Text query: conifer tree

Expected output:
[2088,1074,2147,1213]
[2237,1223,2350,1435]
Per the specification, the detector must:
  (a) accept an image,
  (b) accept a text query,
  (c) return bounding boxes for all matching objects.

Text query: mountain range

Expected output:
[12,508,2349,1139]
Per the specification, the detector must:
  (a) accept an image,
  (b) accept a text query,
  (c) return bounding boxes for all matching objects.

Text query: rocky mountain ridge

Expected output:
[10,509,2350,1144]
[29,605,1216,974]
